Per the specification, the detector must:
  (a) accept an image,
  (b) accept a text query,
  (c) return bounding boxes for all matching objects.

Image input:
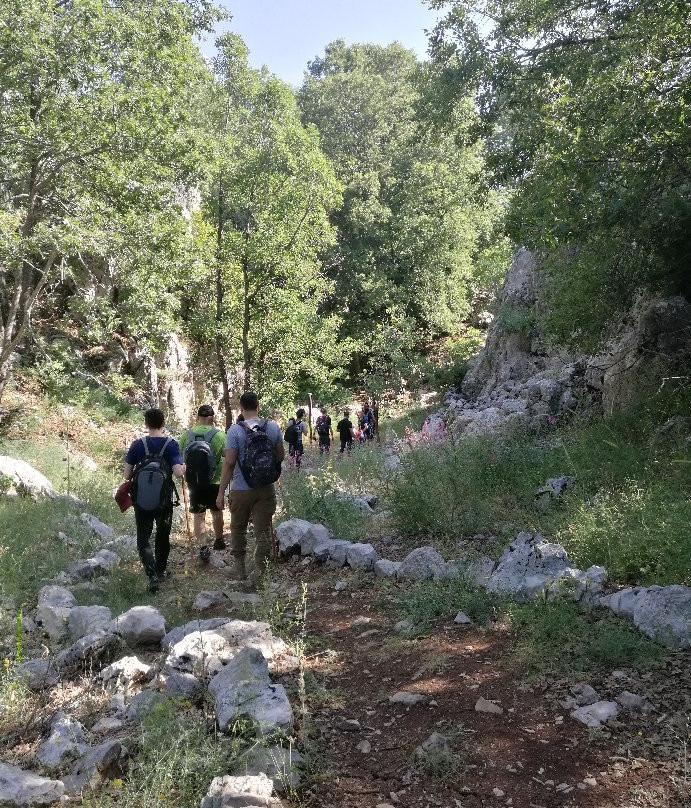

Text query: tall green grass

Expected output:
[390,400,691,586]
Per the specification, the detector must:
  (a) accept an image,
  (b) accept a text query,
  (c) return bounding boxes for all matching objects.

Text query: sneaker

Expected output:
[199,545,211,563]
[213,539,227,551]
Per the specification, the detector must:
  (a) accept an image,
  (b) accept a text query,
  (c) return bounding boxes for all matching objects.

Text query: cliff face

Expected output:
[444,250,691,435]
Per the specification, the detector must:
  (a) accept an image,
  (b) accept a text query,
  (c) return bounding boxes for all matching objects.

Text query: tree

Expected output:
[189,35,342,421]
[0,0,221,398]
[299,41,506,393]
[426,0,691,345]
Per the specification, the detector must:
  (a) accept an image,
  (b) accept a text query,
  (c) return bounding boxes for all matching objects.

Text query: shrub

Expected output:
[390,575,496,628]
[496,304,536,334]
[506,600,662,676]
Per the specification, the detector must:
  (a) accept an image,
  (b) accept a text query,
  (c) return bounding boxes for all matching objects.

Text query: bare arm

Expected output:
[172,464,185,479]
[215,449,237,510]
[123,462,133,480]
[275,440,285,463]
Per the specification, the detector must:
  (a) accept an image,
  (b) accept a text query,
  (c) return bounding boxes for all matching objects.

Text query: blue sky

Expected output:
[203,0,443,86]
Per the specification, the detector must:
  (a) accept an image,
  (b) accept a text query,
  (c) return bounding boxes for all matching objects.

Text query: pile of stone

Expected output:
[277,518,691,649]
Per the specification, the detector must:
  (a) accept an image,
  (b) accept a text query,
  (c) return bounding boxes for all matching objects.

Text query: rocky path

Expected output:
[275,558,689,808]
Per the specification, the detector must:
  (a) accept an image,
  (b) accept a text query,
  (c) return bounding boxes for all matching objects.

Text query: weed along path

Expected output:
[275,560,689,808]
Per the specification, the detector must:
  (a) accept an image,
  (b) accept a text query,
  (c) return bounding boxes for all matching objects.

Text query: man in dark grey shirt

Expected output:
[216,391,284,581]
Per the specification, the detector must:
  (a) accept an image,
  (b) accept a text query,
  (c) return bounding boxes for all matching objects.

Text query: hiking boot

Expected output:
[213,538,227,551]
[147,575,161,594]
[199,545,211,563]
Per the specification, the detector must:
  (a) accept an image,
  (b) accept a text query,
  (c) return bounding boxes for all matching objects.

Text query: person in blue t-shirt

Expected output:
[123,408,185,592]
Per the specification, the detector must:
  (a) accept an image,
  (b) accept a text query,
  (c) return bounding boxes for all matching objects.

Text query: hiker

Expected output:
[284,407,309,470]
[361,403,375,440]
[215,391,284,582]
[315,406,334,453]
[178,404,227,552]
[337,408,355,454]
[123,408,185,593]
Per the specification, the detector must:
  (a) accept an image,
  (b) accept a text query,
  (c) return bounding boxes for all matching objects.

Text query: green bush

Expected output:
[93,700,238,808]
[279,468,365,540]
[390,402,691,585]
[391,574,496,629]
[506,600,662,676]
[496,304,536,334]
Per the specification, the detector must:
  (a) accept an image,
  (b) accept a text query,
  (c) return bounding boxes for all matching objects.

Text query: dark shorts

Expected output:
[318,434,330,448]
[189,483,220,513]
[289,443,304,458]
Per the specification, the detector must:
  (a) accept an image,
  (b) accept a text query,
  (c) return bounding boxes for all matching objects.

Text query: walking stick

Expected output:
[308,393,314,443]
[181,479,194,555]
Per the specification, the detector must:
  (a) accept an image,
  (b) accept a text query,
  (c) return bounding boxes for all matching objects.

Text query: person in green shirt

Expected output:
[179,405,227,550]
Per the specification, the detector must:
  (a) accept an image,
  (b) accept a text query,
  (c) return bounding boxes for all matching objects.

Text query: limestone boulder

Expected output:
[16,660,59,692]
[68,605,113,642]
[633,585,691,648]
[200,773,274,808]
[100,656,152,686]
[374,559,401,578]
[209,648,293,735]
[0,762,64,806]
[397,546,448,581]
[80,513,115,540]
[56,630,121,670]
[109,606,166,649]
[487,532,572,601]
[346,543,379,571]
[36,585,76,641]
[62,740,129,795]
[35,712,88,770]
[0,457,55,499]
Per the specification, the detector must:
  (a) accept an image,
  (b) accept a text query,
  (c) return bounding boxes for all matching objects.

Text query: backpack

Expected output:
[131,437,178,511]
[239,420,281,488]
[316,415,330,437]
[284,418,297,444]
[183,428,219,489]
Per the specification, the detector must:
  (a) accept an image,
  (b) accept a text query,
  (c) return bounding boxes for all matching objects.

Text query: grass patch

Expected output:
[279,468,365,541]
[390,397,691,585]
[506,600,662,676]
[389,575,496,629]
[92,700,239,808]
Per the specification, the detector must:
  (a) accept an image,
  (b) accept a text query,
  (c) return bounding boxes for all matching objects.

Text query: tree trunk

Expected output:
[215,173,233,429]
[241,254,251,391]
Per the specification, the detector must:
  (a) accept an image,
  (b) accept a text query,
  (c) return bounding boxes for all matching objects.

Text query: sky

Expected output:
[202,0,443,86]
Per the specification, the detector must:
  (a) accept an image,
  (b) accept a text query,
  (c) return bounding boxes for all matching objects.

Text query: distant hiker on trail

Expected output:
[360,403,375,440]
[215,391,284,583]
[123,408,185,593]
[337,409,355,454]
[284,408,309,470]
[178,405,226,552]
[315,406,334,454]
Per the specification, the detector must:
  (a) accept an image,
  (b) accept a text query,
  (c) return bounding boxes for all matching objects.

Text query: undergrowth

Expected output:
[389,386,691,586]
[390,575,496,629]
[506,600,663,676]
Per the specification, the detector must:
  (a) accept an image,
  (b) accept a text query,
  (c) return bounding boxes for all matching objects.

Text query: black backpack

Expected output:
[239,420,281,488]
[131,437,178,511]
[284,418,298,444]
[316,415,330,437]
[183,428,219,489]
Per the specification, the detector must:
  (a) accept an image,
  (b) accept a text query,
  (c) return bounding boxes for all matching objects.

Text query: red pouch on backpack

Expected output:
[115,480,133,513]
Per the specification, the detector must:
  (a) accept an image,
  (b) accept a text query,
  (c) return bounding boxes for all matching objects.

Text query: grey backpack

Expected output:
[131,437,176,511]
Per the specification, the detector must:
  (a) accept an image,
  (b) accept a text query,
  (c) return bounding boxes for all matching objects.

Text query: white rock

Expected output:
[313,539,352,567]
[414,732,451,760]
[234,745,303,795]
[91,717,125,735]
[209,647,293,735]
[374,559,401,578]
[80,513,115,539]
[161,618,229,650]
[397,546,448,580]
[356,740,372,754]
[0,457,55,498]
[36,712,88,769]
[100,655,152,685]
[201,773,274,808]
[346,543,379,570]
[109,605,166,649]
[193,591,228,611]
[633,585,691,648]
[475,696,503,714]
[571,682,600,706]
[68,605,113,641]
[0,762,64,805]
[616,691,653,712]
[16,660,59,691]
[454,611,472,625]
[62,740,128,794]
[487,532,573,601]
[604,586,646,617]
[125,690,168,721]
[36,585,76,641]
[389,691,431,706]
[570,700,619,727]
